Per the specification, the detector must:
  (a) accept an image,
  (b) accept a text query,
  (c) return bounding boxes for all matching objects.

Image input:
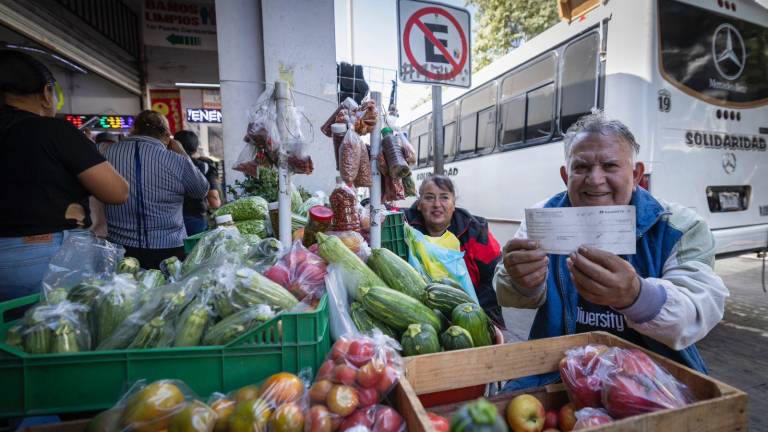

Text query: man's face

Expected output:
[560,132,645,207]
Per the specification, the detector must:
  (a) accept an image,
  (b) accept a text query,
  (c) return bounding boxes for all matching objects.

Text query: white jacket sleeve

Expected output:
[619,204,729,350]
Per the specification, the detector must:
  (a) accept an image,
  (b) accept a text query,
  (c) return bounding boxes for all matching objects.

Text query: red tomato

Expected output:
[317,360,335,380]
[332,364,358,386]
[309,380,334,404]
[347,340,375,367]
[326,385,359,417]
[356,360,384,388]
[372,406,403,432]
[375,365,399,394]
[264,264,290,288]
[331,339,352,363]
[338,408,374,431]
[307,405,333,432]
[427,412,449,432]
[357,386,379,407]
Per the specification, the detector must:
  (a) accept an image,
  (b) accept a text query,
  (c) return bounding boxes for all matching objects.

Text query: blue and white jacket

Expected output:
[494,188,728,387]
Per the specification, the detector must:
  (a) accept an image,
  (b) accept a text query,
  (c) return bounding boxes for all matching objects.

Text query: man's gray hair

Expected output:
[563,112,640,165]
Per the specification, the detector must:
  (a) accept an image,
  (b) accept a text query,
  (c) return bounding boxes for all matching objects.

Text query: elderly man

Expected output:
[495,112,728,384]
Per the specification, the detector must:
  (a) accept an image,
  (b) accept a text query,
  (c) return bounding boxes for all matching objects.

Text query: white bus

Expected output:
[401,0,768,256]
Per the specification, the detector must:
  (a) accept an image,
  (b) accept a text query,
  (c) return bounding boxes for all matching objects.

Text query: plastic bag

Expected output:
[335,404,405,432]
[230,266,300,313]
[381,133,410,179]
[309,332,404,431]
[17,300,92,354]
[326,231,371,262]
[93,274,141,346]
[214,196,269,221]
[354,144,372,188]
[246,237,285,272]
[404,225,477,301]
[330,185,361,232]
[263,240,327,304]
[398,132,417,166]
[325,264,356,340]
[173,284,215,347]
[377,152,406,202]
[235,219,268,237]
[573,407,613,429]
[41,231,125,302]
[280,105,315,175]
[298,195,327,218]
[182,227,250,275]
[601,347,694,418]
[559,344,615,408]
[353,99,378,136]
[340,128,363,184]
[160,256,183,282]
[235,87,280,176]
[202,303,276,345]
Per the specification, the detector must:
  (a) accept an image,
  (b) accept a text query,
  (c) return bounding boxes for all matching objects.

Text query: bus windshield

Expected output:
[659,0,768,106]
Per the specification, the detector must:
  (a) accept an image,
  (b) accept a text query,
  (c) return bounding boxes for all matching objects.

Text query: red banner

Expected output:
[149,89,183,134]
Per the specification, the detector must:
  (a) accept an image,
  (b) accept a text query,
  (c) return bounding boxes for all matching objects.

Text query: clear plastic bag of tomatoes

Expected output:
[558,344,618,408]
[307,331,405,432]
[85,379,215,432]
[263,240,328,308]
[207,370,313,432]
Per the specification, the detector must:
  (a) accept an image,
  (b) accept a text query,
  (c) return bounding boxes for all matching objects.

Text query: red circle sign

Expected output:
[403,7,468,81]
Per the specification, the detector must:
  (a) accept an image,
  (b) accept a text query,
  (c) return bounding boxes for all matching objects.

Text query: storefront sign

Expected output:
[63,115,135,130]
[398,0,471,87]
[202,89,221,109]
[150,89,184,134]
[143,0,217,51]
[186,108,222,123]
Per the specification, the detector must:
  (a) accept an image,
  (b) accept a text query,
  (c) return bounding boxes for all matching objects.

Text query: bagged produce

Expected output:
[215,196,269,222]
[353,144,372,188]
[245,238,285,272]
[183,227,250,275]
[235,219,267,237]
[18,300,92,354]
[202,304,276,346]
[232,267,300,311]
[325,231,371,261]
[263,240,327,304]
[339,128,363,185]
[94,274,140,346]
[235,87,280,176]
[173,286,214,347]
[160,256,183,282]
[353,99,378,136]
[573,407,613,429]
[309,332,404,431]
[558,344,614,408]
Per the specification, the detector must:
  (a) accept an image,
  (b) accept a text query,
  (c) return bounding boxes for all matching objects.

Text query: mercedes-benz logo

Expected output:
[712,23,746,81]
[722,152,737,174]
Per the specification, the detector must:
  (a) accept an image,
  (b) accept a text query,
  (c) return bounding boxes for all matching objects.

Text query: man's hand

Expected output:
[502,239,548,293]
[567,246,641,309]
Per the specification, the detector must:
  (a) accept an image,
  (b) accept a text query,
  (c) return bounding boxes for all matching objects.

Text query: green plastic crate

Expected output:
[183,230,207,254]
[382,211,408,260]
[0,293,330,418]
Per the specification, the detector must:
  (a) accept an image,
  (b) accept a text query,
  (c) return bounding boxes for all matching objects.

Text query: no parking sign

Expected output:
[398,0,471,88]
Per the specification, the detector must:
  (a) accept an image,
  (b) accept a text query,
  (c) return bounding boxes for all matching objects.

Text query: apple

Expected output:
[543,410,558,429]
[506,394,545,432]
[558,403,576,432]
[602,372,683,419]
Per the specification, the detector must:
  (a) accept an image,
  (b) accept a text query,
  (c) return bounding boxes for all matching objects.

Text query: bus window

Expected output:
[526,83,555,140]
[561,33,599,132]
[500,96,525,145]
[417,134,430,166]
[500,55,555,99]
[476,106,497,151]
[459,114,477,154]
[443,122,456,158]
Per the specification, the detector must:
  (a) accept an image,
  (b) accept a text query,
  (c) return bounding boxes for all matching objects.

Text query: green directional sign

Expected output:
[166,34,202,46]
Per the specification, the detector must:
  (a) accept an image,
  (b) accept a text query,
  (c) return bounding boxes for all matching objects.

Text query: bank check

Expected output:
[524,205,636,255]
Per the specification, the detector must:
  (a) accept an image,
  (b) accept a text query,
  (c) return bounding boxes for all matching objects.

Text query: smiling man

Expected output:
[494,112,728,386]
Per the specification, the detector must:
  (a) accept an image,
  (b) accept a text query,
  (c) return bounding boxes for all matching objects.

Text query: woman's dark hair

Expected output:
[0,50,56,105]
[174,130,199,155]
[418,174,456,196]
[131,110,170,139]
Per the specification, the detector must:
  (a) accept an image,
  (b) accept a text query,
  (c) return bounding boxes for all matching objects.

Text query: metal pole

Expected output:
[369,91,383,249]
[275,80,292,247]
[432,85,444,175]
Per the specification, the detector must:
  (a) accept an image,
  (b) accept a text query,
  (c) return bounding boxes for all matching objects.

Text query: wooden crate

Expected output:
[391,332,748,431]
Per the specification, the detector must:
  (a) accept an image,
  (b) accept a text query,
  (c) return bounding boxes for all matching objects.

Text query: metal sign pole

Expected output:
[275,80,292,247]
[432,85,444,175]
[369,91,383,249]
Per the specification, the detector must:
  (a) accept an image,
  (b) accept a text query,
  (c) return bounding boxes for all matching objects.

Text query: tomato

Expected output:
[372,406,403,432]
[338,408,374,431]
[356,360,384,388]
[233,385,260,402]
[375,365,399,394]
[331,339,352,363]
[427,412,449,432]
[347,340,375,367]
[357,387,379,407]
[317,359,335,380]
[326,385,359,417]
[309,380,334,404]
[307,405,333,432]
[259,372,304,404]
[332,364,358,386]
[210,398,236,432]
[264,265,290,288]
[271,402,305,432]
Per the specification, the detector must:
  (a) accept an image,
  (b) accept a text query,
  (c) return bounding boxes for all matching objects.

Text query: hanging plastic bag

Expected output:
[235,87,280,176]
[353,99,378,136]
[354,143,372,188]
[329,184,361,232]
[263,240,327,305]
[404,225,477,302]
[398,131,417,166]
[41,231,125,303]
[339,128,363,184]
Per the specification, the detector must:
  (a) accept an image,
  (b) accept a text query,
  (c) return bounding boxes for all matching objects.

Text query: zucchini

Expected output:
[451,303,493,347]
[50,320,80,353]
[128,317,168,349]
[202,305,275,346]
[316,233,386,295]
[350,302,397,338]
[234,269,299,311]
[400,324,440,356]
[441,326,474,351]
[367,248,427,301]
[425,283,477,316]
[173,305,211,346]
[117,257,140,275]
[359,285,441,333]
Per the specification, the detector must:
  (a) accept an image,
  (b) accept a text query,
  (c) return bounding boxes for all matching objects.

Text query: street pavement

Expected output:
[501,253,768,430]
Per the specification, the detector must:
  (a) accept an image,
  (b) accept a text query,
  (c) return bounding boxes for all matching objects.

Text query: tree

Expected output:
[468,0,560,70]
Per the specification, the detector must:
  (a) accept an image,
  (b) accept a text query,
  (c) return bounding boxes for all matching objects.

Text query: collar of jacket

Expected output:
[124,135,166,148]
[405,202,473,239]
[543,187,667,238]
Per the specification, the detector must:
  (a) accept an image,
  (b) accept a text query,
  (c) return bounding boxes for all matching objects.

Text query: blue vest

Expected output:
[504,188,707,391]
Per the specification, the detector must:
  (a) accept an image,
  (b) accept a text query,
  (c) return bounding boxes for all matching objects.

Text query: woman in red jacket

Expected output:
[404,175,505,328]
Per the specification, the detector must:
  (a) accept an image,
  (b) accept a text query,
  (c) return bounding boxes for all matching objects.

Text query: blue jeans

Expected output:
[184,215,209,236]
[0,230,82,302]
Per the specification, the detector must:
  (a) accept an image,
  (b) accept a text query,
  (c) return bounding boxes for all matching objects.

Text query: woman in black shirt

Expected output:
[0,50,129,301]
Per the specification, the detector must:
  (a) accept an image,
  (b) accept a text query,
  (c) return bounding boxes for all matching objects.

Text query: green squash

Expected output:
[400,323,440,357]
[451,303,493,347]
